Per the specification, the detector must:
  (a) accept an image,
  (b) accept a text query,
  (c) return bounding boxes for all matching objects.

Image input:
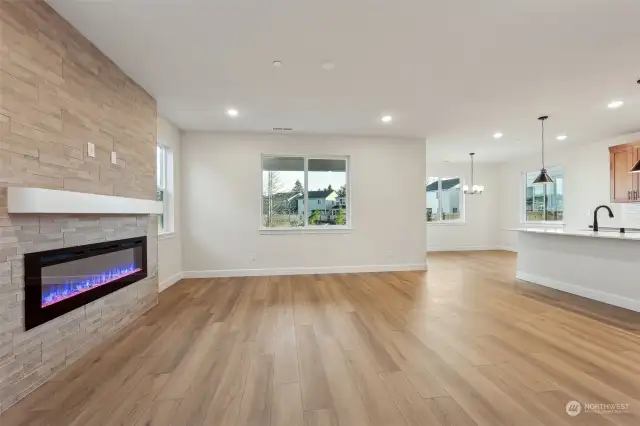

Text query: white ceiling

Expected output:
[47,0,640,162]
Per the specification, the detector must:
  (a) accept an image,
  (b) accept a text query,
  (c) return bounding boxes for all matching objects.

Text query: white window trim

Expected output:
[259,154,352,232]
[519,221,564,228]
[428,220,468,226]
[157,145,175,235]
[522,166,564,225]
[426,177,466,225]
[259,227,353,235]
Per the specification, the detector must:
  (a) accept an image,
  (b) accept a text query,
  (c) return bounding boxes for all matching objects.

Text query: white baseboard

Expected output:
[159,271,184,292]
[427,246,504,252]
[516,271,640,313]
[183,263,426,278]
[496,245,517,252]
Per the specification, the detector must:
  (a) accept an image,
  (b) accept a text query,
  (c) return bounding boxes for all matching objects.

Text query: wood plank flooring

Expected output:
[2,250,640,425]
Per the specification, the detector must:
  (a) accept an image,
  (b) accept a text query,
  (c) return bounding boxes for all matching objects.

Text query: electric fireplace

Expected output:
[24,236,147,330]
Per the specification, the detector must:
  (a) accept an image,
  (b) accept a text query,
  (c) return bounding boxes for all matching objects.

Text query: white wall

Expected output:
[181,132,426,275]
[157,116,183,289]
[426,161,501,251]
[498,131,640,251]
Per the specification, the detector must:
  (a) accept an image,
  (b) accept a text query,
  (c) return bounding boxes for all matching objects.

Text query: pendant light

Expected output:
[463,153,484,195]
[533,116,554,184]
[632,81,640,172]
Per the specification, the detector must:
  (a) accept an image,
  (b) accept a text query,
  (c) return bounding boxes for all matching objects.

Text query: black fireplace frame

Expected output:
[24,236,147,331]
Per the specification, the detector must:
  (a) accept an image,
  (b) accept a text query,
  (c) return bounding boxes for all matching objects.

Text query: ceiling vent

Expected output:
[272,127,293,132]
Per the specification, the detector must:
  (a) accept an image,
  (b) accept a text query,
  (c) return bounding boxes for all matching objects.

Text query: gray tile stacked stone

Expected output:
[0,0,160,412]
[0,213,158,412]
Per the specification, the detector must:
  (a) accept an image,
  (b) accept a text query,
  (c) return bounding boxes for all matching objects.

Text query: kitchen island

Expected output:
[514,228,640,312]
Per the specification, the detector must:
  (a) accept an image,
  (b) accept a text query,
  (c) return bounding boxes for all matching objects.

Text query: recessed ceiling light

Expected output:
[493,132,503,139]
[556,134,567,141]
[381,115,392,123]
[322,62,335,71]
[227,108,239,117]
[607,100,624,109]
[272,60,282,68]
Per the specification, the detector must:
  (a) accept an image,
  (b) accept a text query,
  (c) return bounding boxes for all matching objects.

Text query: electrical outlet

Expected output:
[387,250,393,258]
[87,142,95,158]
[111,151,117,164]
[251,253,258,261]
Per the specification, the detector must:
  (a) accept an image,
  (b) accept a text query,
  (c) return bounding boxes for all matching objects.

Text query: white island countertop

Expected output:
[509,227,640,241]
[514,227,640,312]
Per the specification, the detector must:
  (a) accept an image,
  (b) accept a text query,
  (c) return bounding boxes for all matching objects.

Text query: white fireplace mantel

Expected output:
[7,187,163,215]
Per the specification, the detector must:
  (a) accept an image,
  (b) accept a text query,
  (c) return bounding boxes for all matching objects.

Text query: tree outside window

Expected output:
[262,156,349,228]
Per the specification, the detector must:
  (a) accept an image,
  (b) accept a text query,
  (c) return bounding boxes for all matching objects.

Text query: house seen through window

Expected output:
[262,156,349,228]
[426,177,463,222]
[524,167,564,222]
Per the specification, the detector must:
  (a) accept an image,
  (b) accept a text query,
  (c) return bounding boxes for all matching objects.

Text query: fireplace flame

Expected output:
[41,264,141,307]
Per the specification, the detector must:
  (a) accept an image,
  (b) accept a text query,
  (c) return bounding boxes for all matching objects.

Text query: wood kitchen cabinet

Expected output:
[609,142,640,203]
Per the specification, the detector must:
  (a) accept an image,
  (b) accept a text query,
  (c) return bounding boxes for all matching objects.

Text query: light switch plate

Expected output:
[87,142,95,158]
[111,151,117,164]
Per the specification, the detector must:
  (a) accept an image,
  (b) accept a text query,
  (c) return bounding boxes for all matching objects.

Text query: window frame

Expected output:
[260,154,351,231]
[426,176,465,225]
[157,144,174,235]
[522,166,564,225]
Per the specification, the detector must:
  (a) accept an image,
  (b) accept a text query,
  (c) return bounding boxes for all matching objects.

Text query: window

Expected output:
[156,145,173,234]
[262,155,349,228]
[524,167,564,222]
[426,177,464,222]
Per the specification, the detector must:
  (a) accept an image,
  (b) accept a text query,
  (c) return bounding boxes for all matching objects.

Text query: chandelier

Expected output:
[463,153,484,195]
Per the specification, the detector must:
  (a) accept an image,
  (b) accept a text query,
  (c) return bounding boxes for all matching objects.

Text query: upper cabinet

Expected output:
[609,142,640,203]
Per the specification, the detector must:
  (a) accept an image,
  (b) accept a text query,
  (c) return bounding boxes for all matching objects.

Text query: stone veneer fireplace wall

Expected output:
[0,1,159,412]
